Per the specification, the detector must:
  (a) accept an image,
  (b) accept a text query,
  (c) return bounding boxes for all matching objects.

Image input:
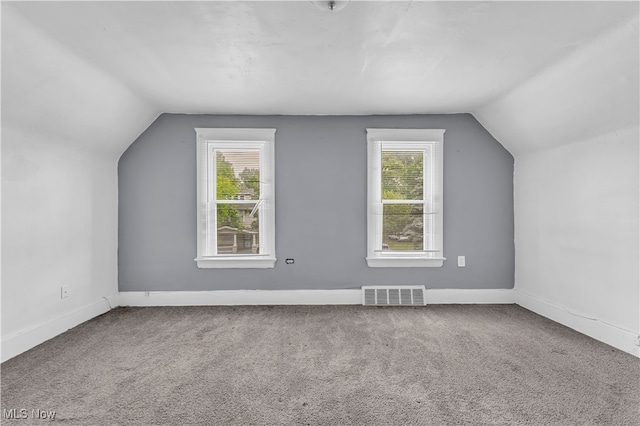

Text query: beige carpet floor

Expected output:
[1,305,639,425]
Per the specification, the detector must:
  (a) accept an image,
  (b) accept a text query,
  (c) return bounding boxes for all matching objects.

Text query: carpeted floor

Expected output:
[1,305,638,425]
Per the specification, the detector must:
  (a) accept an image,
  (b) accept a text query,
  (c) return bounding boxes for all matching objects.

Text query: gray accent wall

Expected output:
[118,114,514,291]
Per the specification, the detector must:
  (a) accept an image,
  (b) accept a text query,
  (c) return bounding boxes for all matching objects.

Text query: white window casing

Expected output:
[195,128,276,268]
[366,128,445,267]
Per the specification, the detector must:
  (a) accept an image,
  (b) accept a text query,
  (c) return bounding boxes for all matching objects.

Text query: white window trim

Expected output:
[366,128,445,268]
[194,128,276,268]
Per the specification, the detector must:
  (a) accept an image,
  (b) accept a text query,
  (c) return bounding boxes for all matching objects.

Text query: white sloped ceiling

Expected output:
[2,1,638,155]
[1,5,159,156]
[475,13,639,155]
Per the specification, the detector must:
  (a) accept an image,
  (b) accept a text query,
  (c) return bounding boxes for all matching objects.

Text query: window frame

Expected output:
[366,128,446,268]
[194,128,276,269]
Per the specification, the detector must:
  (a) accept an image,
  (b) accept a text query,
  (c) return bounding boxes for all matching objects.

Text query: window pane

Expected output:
[381,151,423,200]
[382,203,423,251]
[216,150,260,200]
[217,203,260,254]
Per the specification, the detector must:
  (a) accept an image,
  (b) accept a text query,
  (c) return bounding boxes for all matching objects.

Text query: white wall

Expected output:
[514,127,639,355]
[1,126,119,361]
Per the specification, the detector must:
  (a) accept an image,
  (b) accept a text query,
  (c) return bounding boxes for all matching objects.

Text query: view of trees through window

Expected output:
[215,150,261,254]
[381,151,424,251]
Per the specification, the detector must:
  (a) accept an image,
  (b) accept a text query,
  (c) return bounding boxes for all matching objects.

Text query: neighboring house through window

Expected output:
[366,128,445,267]
[195,128,276,268]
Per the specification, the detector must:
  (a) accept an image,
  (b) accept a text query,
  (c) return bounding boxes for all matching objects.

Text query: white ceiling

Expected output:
[2,1,639,154]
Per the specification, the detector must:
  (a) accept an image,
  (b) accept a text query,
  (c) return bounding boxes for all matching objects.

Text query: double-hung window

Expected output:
[366,129,445,267]
[195,128,276,268]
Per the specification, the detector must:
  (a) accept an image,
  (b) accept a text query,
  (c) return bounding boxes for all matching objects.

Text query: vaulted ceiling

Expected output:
[3,1,638,155]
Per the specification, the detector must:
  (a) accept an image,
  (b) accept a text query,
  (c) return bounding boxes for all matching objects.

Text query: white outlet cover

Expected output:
[457,256,466,267]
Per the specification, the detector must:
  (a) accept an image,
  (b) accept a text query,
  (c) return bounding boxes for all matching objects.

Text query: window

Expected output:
[195,128,276,268]
[366,129,445,267]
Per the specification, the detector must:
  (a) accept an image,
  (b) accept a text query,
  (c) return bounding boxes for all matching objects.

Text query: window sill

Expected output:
[366,257,446,268]
[195,257,277,269]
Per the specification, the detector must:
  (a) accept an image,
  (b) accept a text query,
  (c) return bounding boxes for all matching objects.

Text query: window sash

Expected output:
[207,145,266,257]
[376,143,436,256]
[380,147,429,253]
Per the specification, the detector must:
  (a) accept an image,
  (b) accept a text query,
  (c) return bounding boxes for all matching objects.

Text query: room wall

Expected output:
[514,126,639,339]
[1,126,119,360]
[118,114,514,292]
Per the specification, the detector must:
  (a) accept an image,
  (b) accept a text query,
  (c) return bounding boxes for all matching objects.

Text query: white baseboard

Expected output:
[427,288,514,304]
[514,290,640,358]
[117,289,363,306]
[117,288,515,307]
[1,297,115,363]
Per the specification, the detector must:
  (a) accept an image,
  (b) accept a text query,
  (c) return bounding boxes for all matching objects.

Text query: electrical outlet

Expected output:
[457,256,466,267]
[61,286,69,299]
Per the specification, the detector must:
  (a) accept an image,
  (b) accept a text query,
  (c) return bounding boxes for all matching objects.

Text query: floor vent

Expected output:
[362,286,426,306]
